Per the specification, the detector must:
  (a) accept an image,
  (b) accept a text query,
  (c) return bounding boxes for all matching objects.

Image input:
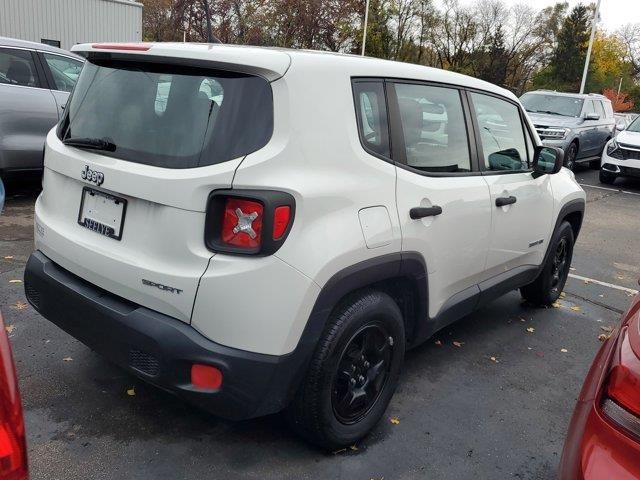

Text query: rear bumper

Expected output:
[24,251,301,420]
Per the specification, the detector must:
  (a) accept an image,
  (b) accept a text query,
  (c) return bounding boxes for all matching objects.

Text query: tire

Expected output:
[288,290,405,450]
[564,142,578,171]
[599,170,616,185]
[520,221,575,306]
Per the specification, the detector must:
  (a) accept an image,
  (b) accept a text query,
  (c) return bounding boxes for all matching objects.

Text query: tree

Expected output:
[553,3,592,90]
[603,87,635,112]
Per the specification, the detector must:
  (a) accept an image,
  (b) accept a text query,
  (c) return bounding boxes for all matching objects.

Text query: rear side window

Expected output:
[42,53,83,92]
[594,100,605,119]
[393,83,471,172]
[0,48,40,88]
[470,92,529,171]
[353,81,390,159]
[59,60,273,169]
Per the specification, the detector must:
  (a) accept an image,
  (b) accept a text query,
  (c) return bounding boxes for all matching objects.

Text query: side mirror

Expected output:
[616,123,625,131]
[585,112,600,121]
[533,146,564,175]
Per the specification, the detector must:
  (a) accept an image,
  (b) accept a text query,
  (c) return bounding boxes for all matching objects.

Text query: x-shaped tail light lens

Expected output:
[221,198,264,248]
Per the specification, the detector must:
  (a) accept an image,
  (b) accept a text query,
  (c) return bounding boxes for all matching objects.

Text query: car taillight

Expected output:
[205,190,295,256]
[0,313,27,480]
[272,206,291,240]
[221,198,264,249]
[601,326,640,439]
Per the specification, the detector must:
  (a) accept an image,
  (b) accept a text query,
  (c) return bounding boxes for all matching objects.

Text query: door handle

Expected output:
[495,196,517,207]
[410,206,442,219]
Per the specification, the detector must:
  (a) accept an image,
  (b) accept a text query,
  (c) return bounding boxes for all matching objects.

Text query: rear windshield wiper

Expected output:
[63,137,117,152]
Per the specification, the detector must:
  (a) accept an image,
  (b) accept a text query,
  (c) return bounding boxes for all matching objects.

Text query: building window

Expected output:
[41,39,61,48]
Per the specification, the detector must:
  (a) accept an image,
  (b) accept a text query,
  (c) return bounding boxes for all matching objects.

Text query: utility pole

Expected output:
[361,0,370,56]
[203,0,213,43]
[617,77,623,97]
[580,0,602,94]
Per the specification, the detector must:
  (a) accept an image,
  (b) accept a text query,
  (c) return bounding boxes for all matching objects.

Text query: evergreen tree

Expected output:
[552,4,592,90]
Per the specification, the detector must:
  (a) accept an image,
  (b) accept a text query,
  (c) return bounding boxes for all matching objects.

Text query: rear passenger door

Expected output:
[0,47,58,171]
[388,81,492,321]
[469,91,554,276]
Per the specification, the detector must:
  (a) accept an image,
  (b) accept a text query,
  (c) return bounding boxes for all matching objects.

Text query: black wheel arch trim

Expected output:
[542,198,584,269]
[285,252,428,402]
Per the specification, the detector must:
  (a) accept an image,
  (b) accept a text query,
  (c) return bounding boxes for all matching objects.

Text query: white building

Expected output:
[0,0,143,51]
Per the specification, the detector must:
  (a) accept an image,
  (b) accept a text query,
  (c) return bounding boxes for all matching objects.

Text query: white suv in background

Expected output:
[24,43,585,449]
[601,115,640,184]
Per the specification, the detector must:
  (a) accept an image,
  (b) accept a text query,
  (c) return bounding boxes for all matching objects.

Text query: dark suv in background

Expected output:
[521,90,616,170]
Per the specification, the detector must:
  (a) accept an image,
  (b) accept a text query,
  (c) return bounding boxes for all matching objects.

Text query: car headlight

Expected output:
[538,127,570,140]
[607,139,619,155]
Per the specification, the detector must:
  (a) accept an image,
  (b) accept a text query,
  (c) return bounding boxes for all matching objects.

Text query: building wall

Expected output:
[0,0,143,51]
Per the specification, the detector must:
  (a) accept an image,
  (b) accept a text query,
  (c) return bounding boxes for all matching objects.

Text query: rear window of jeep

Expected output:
[58,59,273,168]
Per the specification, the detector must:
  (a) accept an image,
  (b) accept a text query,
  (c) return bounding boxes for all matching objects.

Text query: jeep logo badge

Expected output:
[81,165,104,186]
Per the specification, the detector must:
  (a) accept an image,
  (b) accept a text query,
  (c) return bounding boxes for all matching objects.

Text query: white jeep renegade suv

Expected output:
[24,43,585,449]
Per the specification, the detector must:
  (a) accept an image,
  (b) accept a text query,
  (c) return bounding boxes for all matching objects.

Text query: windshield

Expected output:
[627,116,640,133]
[520,93,584,117]
[58,59,273,168]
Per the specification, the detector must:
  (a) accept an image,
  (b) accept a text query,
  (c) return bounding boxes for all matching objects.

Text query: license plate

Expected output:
[77,187,127,240]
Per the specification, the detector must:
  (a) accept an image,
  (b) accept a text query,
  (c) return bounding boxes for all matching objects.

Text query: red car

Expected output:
[560,293,640,479]
[0,311,27,480]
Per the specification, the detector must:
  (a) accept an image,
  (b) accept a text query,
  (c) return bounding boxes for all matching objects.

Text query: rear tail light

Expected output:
[601,326,640,439]
[205,190,295,256]
[0,314,27,480]
[221,198,264,249]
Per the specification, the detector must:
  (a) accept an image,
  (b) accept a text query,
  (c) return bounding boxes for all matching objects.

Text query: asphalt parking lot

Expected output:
[1,168,639,480]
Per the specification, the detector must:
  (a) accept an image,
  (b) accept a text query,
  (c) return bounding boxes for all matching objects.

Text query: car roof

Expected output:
[524,90,610,102]
[71,42,517,101]
[0,36,83,59]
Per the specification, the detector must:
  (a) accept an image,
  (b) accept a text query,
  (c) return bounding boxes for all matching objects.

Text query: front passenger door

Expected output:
[470,92,554,278]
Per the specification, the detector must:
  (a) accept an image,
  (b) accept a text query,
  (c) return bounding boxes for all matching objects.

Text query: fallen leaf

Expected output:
[62,357,73,362]
[627,292,636,297]
[10,302,28,310]
[600,326,613,333]
[4,325,15,334]
[526,327,535,333]
[617,275,625,280]
[560,292,566,298]
[4,256,14,260]
[489,356,499,363]
[598,334,608,342]
[560,348,568,353]
[551,302,561,308]
[9,279,22,284]
[452,341,464,348]
[527,347,532,350]
[127,387,136,396]
[570,267,576,271]
[519,317,526,322]
[434,340,442,346]
[332,447,347,455]
[584,279,590,285]
[599,294,604,298]
[349,444,358,451]
[570,306,581,312]
[390,417,400,425]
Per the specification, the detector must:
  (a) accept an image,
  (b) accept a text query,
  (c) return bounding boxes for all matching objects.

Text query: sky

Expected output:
[451,0,640,32]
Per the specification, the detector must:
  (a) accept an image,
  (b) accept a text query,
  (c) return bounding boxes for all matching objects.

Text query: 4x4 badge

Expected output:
[81,165,104,186]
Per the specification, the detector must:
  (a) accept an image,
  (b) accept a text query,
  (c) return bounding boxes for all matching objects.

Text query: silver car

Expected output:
[0,37,83,174]
[521,90,616,170]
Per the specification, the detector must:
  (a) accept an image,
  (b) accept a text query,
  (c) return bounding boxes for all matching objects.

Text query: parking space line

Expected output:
[568,273,639,295]
[579,183,640,196]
